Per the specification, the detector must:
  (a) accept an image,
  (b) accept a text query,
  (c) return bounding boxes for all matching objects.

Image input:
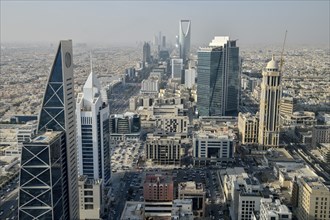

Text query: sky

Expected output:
[1,1,329,46]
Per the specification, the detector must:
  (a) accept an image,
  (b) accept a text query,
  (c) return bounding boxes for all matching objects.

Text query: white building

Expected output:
[223,168,263,220]
[193,133,234,165]
[259,197,292,220]
[141,77,160,95]
[184,68,196,88]
[76,69,111,185]
[171,58,183,79]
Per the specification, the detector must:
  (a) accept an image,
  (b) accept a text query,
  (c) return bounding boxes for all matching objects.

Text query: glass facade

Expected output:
[197,41,239,116]
[19,132,65,220]
[39,47,65,132]
[19,40,78,220]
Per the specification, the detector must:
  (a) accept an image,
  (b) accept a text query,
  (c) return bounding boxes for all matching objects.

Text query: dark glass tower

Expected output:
[197,37,240,116]
[19,40,79,220]
[19,131,65,220]
[143,42,151,64]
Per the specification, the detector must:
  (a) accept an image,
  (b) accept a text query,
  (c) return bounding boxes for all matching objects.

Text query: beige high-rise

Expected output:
[258,56,282,148]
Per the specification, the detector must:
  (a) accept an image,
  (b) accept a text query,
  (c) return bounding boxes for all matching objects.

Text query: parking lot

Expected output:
[0,175,19,220]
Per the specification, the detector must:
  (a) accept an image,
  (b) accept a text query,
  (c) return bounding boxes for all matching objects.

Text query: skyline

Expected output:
[1,1,329,47]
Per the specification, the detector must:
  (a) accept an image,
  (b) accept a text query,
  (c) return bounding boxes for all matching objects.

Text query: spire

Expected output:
[90,51,93,74]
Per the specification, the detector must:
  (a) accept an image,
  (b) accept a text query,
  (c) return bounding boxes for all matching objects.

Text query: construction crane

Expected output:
[279,30,288,74]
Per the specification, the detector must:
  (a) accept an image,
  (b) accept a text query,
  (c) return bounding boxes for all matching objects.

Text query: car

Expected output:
[0,211,3,216]
[10,205,14,210]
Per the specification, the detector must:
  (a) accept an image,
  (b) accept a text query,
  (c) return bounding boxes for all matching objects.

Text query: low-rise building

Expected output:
[259,197,292,220]
[178,181,205,217]
[238,112,259,145]
[296,177,330,220]
[78,176,103,220]
[143,174,174,202]
[145,133,182,165]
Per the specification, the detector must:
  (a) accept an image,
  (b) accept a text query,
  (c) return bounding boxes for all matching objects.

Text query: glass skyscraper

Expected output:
[19,40,79,220]
[197,37,240,116]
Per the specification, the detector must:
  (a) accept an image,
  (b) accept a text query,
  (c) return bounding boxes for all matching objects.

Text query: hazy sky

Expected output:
[1,1,329,46]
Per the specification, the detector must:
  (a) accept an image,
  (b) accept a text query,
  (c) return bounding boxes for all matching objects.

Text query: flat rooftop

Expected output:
[31,131,63,143]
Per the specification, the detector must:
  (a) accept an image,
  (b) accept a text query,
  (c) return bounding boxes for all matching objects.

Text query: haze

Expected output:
[1,1,329,46]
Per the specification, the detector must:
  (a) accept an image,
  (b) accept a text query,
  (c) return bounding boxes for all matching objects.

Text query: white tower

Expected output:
[76,57,111,185]
[258,56,282,148]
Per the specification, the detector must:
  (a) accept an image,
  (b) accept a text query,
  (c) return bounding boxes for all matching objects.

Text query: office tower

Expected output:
[143,174,174,202]
[143,42,151,64]
[19,39,79,220]
[258,56,282,148]
[296,177,330,220]
[162,36,166,49]
[179,20,191,63]
[19,131,67,219]
[76,68,111,185]
[171,58,183,79]
[197,36,240,116]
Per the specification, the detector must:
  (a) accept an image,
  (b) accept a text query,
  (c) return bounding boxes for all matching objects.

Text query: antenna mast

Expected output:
[279,30,287,74]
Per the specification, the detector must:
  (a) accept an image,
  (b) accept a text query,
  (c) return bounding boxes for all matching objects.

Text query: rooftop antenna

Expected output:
[279,30,288,74]
[90,51,93,73]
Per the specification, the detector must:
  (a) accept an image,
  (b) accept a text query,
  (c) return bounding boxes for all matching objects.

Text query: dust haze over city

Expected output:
[0,1,330,220]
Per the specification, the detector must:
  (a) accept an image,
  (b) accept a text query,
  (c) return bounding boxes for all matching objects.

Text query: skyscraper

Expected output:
[76,64,111,185]
[143,42,151,64]
[197,36,240,116]
[258,56,282,148]
[179,20,191,63]
[19,40,79,220]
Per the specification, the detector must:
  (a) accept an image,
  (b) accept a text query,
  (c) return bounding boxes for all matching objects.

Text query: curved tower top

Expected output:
[266,55,279,71]
[179,20,191,63]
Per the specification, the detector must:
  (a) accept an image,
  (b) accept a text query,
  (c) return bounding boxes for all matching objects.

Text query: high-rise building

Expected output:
[19,40,79,220]
[19,131,66,219]
[76,68,111,185]
[171,58,183,79]
[143,42,151,64]
[162,36,166,49]
[179,20,191,63]
[258,56,282,148]
[197,36,240,116]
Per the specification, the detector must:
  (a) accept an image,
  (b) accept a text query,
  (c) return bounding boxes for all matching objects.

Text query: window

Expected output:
[85,204,93,210]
